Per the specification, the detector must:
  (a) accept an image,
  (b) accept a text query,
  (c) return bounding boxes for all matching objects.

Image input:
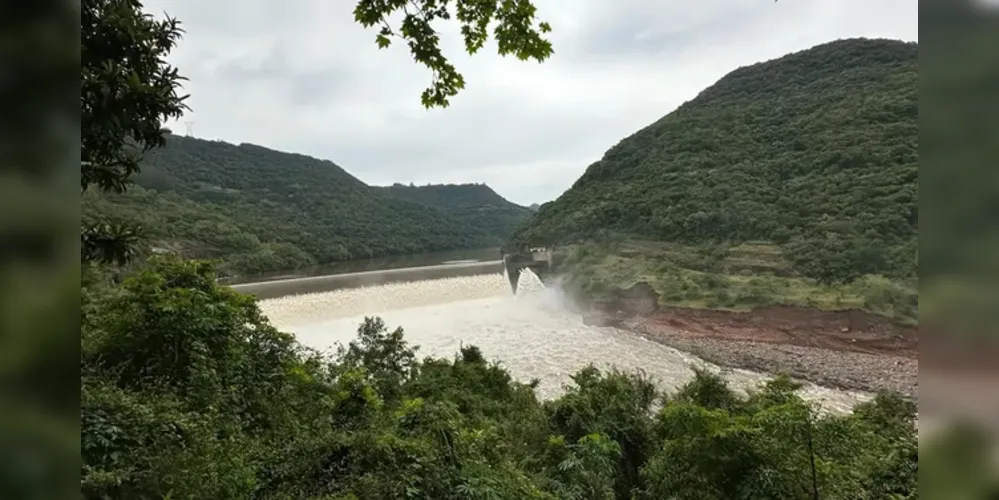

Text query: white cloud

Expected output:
[147,0,918,206]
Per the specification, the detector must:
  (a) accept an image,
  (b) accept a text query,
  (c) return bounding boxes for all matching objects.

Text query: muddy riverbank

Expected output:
[580,282,918,397]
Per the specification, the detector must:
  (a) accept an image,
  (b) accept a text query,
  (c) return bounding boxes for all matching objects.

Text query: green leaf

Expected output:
[353,0,554,108]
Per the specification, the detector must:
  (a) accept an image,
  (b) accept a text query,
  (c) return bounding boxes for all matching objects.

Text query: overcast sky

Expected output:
[146,0,917,206]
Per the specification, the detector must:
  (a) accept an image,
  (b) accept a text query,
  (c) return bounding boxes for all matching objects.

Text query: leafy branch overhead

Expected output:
[82,0,189,194]
[354,0,554,108]
[81,0,190,265]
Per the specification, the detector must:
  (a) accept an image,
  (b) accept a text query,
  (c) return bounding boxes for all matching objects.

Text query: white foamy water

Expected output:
[259,269,870,412]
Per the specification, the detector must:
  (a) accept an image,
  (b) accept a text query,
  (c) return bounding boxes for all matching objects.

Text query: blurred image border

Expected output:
[918,0,999,496]
[0,0,81,498]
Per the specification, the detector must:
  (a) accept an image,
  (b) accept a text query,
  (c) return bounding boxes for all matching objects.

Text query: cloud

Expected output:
[146,0,917,206]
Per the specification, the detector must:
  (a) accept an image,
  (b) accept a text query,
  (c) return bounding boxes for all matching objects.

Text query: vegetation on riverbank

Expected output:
[510,38,918,288]
[84,135,531,278]
[556,240,917,325]
[82,258,918,499]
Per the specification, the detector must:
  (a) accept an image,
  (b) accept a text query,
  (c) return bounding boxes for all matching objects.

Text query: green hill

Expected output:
[509,38,917,321]
[83,135,516,277]
[377,182,532,242]
[511,38,917,285]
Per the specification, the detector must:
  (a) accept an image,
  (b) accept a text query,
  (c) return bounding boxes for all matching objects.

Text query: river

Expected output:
[252,262,870,412]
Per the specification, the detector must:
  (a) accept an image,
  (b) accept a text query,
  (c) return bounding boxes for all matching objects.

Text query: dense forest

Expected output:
[83,135,530,277]
[377,182,533,243]
[82,258,919,499]
[510,38,918,285]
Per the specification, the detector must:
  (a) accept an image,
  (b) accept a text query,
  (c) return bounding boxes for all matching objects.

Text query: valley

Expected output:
[79,2,928,493]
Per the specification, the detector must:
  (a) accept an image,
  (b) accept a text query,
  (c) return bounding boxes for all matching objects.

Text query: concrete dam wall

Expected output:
[231,260,504,300]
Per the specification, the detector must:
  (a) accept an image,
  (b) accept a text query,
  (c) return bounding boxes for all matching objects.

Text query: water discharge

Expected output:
[513,267,546,294]
[259,269,870,413]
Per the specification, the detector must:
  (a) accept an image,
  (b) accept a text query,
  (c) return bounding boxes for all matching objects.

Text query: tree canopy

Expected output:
[510,38,918,285]
[81,0,188,264]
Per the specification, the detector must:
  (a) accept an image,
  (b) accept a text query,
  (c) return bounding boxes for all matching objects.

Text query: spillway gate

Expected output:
[502,247,554,294]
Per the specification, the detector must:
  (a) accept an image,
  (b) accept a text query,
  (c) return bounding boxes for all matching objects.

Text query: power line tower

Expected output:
[184,121,195,136]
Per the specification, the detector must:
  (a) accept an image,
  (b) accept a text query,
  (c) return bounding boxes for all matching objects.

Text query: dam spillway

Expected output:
[231,259,504,300]
[250,262,871,411]
[503,248,556,294]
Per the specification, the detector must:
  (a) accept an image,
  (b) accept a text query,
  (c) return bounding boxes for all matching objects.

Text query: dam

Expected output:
[231,259,505,300]
[241,259,870,410]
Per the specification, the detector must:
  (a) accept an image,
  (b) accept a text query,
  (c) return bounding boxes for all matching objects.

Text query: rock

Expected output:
[618,281,660,316]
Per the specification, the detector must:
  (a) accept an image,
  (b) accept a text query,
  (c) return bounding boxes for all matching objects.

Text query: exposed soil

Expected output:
[581,282,918,397]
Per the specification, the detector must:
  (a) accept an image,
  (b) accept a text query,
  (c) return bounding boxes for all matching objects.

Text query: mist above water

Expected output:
[258,269,870,412]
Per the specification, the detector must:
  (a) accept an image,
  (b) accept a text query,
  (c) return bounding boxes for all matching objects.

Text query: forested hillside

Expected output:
[510,38,918,285]
[83,135,521,277]
[377,182,532,242]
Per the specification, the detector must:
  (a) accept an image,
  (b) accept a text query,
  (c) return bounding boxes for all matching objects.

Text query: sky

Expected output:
[146,0,917,206]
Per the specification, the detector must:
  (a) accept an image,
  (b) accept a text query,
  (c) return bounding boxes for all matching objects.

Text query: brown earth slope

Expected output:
[582,282,918,396]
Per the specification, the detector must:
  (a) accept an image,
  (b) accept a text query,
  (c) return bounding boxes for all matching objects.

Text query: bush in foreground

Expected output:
[81,257,917,499]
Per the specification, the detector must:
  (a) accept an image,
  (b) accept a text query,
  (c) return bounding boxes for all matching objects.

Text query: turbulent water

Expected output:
[259,269,870,412]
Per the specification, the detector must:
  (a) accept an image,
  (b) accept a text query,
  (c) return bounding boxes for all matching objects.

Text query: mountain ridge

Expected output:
[84,135,529,277]
[376,182,533,241]
[510,37,918,285]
